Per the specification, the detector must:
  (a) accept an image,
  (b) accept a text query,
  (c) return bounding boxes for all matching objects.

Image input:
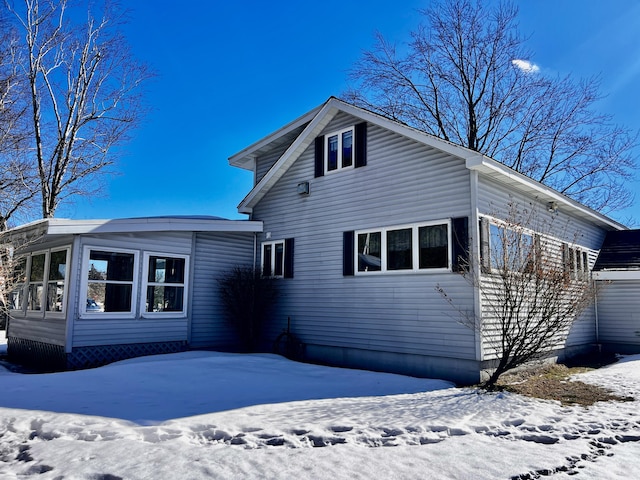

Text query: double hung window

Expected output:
[261,238,294,278]
[355,221,450,274]
[262,240,285,277]
[325,127,354,173]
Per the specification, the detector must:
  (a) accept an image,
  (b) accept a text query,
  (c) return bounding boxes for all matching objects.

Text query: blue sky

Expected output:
[59,1,640,225]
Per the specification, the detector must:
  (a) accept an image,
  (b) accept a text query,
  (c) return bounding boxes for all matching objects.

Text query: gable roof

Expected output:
[230,97,625,231]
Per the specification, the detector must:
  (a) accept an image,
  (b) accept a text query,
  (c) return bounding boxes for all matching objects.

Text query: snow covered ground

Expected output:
[0,340,639,479]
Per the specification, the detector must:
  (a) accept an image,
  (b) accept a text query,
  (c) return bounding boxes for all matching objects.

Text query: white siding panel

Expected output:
[253,116,477,363]
[190,232,255,348]
[596,281,640,348]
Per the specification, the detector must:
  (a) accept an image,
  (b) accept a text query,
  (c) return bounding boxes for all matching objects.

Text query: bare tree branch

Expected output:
[345,0,637,214]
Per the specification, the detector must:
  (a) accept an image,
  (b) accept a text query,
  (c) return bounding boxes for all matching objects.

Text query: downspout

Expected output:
[469,169,483,366]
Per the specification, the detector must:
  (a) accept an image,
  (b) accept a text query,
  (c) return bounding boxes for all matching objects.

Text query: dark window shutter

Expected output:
[480,217,491,273]
[452,217,469,272]
[284,238,294,278]
[314,136,324,177]
[354,122,367,168]
[343,231,355,276]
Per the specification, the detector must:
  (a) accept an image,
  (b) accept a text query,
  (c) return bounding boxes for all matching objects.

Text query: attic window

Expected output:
[315,123,367,177]
[325,127,354,172]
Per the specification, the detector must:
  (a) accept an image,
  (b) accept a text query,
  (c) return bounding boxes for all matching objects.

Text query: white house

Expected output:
[4,98,632,383]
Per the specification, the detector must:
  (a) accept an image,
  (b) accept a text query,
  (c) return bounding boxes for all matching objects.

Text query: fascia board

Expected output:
[40,218,263,235]
[466,156,626,231]
[228,105,323,170]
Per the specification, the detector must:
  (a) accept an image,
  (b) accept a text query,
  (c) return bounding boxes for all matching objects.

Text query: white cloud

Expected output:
[512,59,541,73]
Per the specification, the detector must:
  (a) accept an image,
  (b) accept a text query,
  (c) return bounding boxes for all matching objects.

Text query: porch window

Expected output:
[26,253,46,311]
[142,254,188,315]
[82,248,137,316]
[46,249,68,312]
[8,257,27,310]
[9,248,69,316]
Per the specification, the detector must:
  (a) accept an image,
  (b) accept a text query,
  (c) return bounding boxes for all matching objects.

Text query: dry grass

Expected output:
[496,363,634,406]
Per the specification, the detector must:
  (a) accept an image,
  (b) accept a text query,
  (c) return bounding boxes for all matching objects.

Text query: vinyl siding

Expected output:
[189,232,255,348]
[252,113,477,373]
[596,281,640,349]
[70,232,194,347]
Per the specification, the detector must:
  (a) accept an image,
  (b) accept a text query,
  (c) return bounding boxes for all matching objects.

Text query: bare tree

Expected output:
[218,266,279,352]
[345,0,637,213]
[0,11,36,231]
[437,201,596,389]
[5,0,152,219]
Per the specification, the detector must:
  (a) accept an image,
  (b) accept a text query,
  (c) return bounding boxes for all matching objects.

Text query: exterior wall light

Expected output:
[297,181,310,195]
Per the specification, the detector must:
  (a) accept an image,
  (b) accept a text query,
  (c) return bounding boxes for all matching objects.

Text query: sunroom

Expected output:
[4,216,261,370]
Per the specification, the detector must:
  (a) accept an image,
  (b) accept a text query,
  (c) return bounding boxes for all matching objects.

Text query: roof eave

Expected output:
[5,217,264,237]
[466,156,626,231]
[228,104,323,171]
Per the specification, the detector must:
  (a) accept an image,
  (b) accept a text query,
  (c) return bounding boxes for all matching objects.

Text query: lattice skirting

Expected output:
[8,337,187,371]
[67,341,187,370]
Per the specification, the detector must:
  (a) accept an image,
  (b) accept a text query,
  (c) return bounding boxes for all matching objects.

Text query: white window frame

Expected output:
[79,246,139,319]
[262,240,285,278]
[25,250,47,314]
[140,252,190,318]
[354,220,452,275]
[488,220,536,272]
[7,254,27,316]
[11,247,71,319]
[324,126,355,174]
[44,246,71,317]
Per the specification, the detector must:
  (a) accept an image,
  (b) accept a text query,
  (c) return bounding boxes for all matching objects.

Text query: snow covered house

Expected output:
[4,97,631,383]
[228,97,626,384]
[4,216,261,370]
